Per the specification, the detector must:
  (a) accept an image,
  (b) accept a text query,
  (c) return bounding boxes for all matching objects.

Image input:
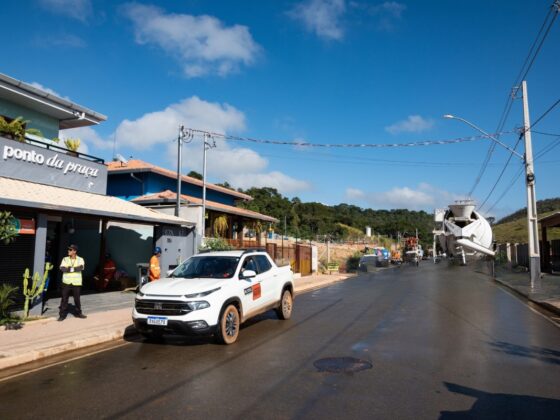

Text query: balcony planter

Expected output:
[63,138,81,156]
[0,116,42,142]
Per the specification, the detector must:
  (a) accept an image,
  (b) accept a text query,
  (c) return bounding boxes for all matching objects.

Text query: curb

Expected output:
[494,276,560,317]
[0,274,357,372]
[0,326,130,371]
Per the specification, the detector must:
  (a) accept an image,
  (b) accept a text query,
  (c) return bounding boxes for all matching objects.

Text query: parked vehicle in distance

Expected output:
[133,250,294,344]
[358,254,378,272]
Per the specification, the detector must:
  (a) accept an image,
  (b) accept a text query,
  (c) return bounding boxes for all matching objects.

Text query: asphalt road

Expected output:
[2,262,560,419]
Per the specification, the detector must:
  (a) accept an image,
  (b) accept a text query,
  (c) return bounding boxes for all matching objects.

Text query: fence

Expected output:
[265,243,312,276]
[498,240,560,273]
[224,239,313,276]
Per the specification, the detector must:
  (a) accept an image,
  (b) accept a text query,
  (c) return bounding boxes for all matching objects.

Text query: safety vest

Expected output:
[61,256,85,286]
[149,255,161,281]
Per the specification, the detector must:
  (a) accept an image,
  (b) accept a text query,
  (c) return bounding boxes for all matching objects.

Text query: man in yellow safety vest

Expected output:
[58,244,87,321]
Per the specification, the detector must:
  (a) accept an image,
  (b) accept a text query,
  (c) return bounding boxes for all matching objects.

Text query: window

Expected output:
[255,255,272,273]
[242,257,257,273]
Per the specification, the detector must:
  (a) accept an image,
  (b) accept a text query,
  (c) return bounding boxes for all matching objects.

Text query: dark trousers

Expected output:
[59,284,82,316]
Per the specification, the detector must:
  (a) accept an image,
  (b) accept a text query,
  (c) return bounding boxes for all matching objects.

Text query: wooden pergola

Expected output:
[540,212,560,273]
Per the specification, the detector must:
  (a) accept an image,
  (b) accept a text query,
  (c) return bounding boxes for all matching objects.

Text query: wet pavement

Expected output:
[494,266,560,316]
[1,262,559,419]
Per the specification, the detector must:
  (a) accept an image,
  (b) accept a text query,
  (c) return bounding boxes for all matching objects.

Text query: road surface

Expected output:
[2,262,560,419]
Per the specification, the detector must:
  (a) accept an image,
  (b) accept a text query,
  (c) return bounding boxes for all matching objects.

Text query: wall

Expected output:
[107,171,239,206]
[106,222,154,281]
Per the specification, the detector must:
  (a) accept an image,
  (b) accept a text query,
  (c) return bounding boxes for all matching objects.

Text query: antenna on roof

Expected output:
[114,153,128,166]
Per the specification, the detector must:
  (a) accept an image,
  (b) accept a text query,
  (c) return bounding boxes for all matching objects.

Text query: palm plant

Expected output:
[64,137,81,152]
[213,215,229,237]
[0,284,19,325]
[0,116,43,142]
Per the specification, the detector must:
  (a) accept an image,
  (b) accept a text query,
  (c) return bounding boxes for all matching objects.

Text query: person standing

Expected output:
[149,247,162,282]
[58,244,87,321]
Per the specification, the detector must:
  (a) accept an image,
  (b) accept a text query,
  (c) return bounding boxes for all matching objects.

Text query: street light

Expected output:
[444,81,540,288]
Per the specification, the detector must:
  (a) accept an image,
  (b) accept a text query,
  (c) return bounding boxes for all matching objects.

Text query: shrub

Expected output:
[345,251,363,272]
[199,236,234,252]
[0,284,20,326]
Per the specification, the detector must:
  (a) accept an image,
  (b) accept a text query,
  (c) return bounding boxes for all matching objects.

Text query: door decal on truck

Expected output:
[252,283,261,300]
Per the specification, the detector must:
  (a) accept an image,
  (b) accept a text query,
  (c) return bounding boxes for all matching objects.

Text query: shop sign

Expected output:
[12,218,35,235]
[0,136,107,194]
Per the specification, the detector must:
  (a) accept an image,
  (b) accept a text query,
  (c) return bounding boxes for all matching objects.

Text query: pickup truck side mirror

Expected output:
[240,269,257,279]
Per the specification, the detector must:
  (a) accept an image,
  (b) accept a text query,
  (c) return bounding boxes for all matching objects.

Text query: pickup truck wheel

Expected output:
[216,304,240,345]
[275,289,293,320]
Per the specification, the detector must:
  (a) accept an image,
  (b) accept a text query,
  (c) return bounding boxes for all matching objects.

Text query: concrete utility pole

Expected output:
[175,125,184,217]
[444,80,541,287]
[521,81,541,287]
[201,133,216,239]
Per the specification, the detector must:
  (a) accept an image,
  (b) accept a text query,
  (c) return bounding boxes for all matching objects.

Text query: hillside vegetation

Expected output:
[238,187,434,245]
[493,198,560,243]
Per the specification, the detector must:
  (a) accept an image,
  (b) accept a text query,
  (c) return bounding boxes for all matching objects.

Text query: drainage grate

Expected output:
[313,357,372,373]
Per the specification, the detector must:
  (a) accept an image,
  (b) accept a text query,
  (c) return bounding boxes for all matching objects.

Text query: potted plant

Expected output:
[0,116,43,142]
[63,137,81,156]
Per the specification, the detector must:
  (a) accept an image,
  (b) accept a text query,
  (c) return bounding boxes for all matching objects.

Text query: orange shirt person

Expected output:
[149,247,162,281]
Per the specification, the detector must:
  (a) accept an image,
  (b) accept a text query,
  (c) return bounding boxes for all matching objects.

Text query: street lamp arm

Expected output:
[443,115,524,160]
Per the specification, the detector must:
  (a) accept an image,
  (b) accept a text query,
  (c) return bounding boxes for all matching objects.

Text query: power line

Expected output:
[483,134,560,214]
[480,95,560,212]
[469,2,559,197]
[187,128,512,149]
[528,97,560,130]
[478,136,523,211]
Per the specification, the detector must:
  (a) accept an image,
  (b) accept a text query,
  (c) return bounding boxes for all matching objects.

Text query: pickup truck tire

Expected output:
[216,304,240,345]
[275,289,293,320]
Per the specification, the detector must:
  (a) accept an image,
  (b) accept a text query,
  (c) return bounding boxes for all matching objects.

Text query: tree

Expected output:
[187,170,203,180]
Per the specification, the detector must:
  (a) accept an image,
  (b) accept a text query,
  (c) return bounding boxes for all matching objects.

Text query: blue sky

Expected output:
[2,0,559,219]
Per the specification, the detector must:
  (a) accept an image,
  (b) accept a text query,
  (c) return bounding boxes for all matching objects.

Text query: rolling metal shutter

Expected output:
[0,235,35,310]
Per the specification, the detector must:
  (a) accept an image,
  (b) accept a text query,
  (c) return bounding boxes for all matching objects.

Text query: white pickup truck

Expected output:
[133,250,294,344]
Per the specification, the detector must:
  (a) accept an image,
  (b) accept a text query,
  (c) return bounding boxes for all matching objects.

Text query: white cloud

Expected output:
[346,188,365,199]
[350,1,406,32]
[27,82,70,100]
[288,0,346,40]
[121,3,261,78]
[228,171,311,194]
[346,183,465,211]
[114,96,246,150]
[385,115,434,135]
[39,0,93,22]
[62,126,109,150]
[76,96,309,195]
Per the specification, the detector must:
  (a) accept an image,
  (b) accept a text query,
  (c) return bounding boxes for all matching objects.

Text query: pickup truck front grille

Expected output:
[135,299,191,316]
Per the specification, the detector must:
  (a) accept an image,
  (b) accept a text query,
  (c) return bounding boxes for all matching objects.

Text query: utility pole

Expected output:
[175,125,184,217]
[521,80,541,288]
[201,133,217,240]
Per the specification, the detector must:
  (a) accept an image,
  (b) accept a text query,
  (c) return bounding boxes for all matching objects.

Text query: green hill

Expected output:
[493,198,560,243]
[238,187,434,245]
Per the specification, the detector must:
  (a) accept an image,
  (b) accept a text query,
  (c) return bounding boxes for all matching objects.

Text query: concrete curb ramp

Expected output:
[0,273,355,371]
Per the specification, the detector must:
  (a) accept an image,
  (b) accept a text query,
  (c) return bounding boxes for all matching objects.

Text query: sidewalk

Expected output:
[494,267,560,316]
[0,272,355,371]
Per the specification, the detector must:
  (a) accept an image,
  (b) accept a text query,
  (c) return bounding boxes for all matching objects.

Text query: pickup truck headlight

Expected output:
[187,301,210,311]
[184,287,221,298]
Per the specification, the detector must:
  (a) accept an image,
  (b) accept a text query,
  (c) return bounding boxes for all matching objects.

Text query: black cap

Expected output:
[68,244,79,251]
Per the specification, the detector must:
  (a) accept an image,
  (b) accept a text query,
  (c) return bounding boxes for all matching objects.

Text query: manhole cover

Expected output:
[313,357,372,373]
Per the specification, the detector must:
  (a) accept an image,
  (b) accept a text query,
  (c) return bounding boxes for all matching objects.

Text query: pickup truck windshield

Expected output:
[172,256,240,279]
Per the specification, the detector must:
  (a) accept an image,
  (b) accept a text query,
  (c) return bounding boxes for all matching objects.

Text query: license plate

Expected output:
[147,316,168,326]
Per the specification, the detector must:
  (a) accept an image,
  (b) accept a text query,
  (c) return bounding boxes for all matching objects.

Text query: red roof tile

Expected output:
[132,190,278,223]
[107,159,252,201]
